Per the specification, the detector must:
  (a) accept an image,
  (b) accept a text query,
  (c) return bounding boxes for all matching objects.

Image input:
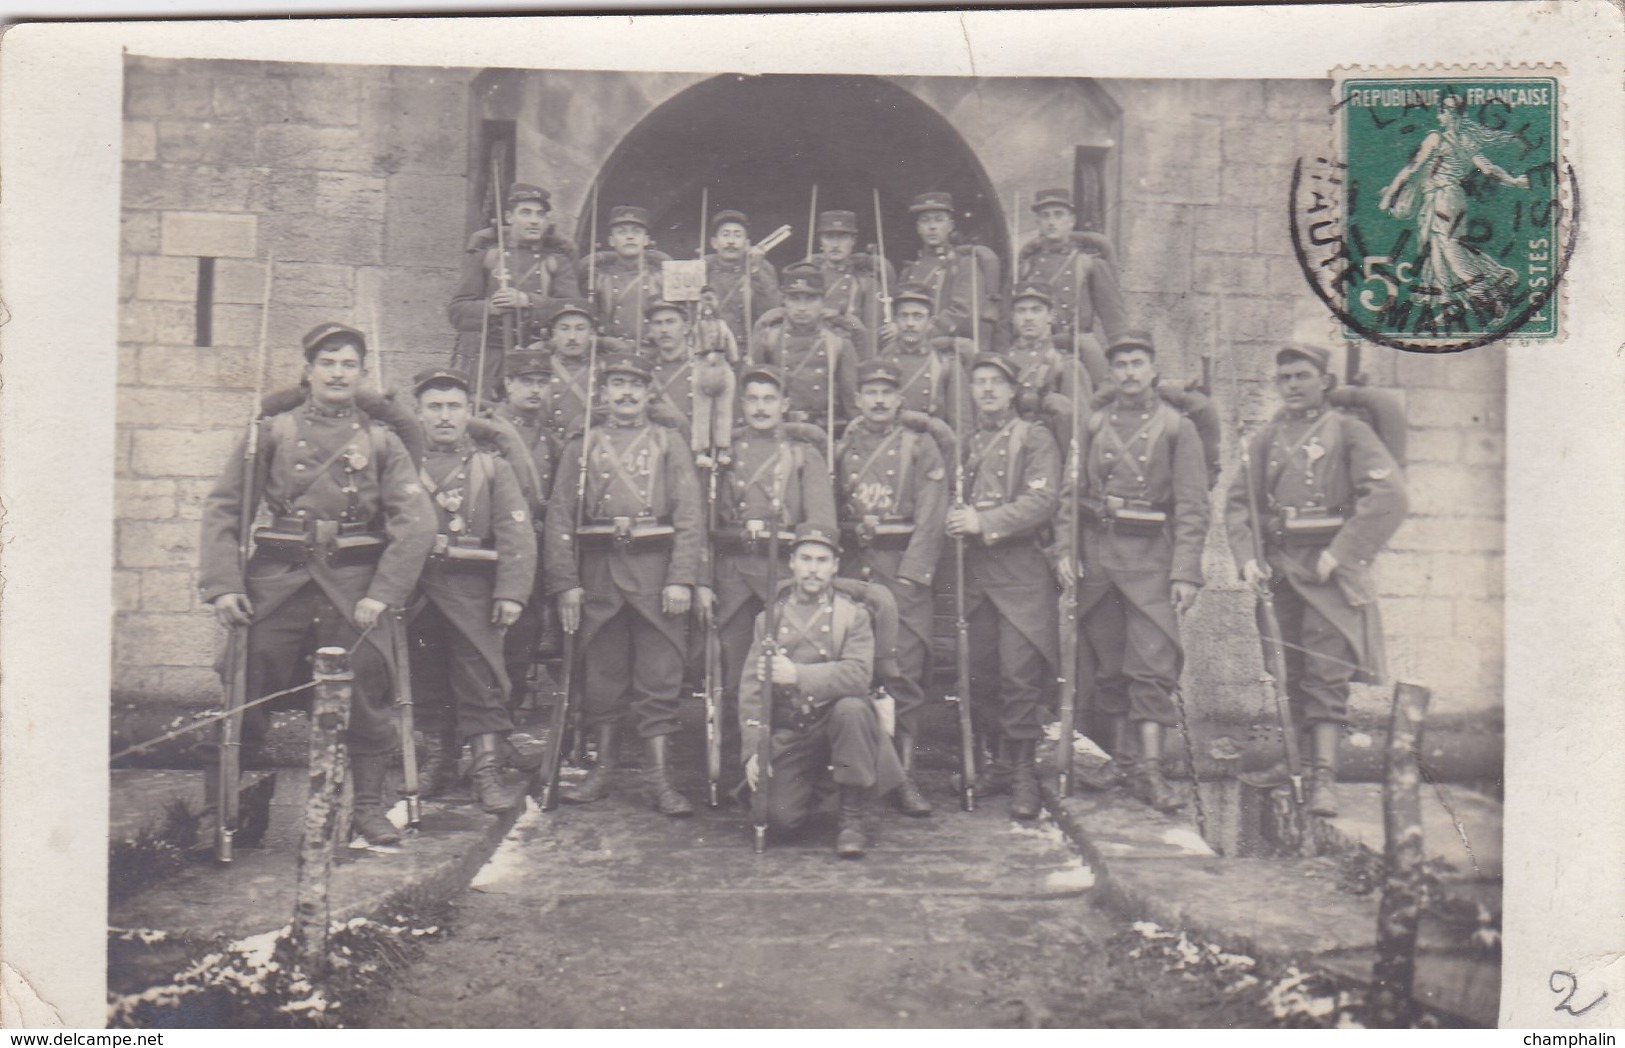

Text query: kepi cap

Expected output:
[740,363,787,391]
[780,263,825,295]
[546,298,596,328]
[909,191,955,216]
[1031,188,1074,212]
[1277,343,1332,372]
[969,352,1018,385]
[506,183,552,211]
[710,209,749,233]
[855,360,902,388]
[1011,280,1055,307]
[412,366,472,396]
[302,321,367,359]
[644,300,686,320]
[792,522,842,556]
[1106,330,1157,360]
[505,350,549,378]
[817,210,859,235]
[891,283,935,310]
[599,353,654,384]
[608,205,651,229]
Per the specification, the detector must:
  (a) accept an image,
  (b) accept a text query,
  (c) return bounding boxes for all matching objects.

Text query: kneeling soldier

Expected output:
[543,354,706,815]
[407,368,536,813]
[741,524,905,858]
[1054,333,1208,812]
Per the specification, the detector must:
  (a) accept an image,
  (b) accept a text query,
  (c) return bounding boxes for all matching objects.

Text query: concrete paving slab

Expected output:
[1320,782,1503,880]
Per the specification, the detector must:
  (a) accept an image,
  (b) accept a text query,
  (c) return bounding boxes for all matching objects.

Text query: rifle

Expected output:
[951,264,977,812]
[537,336,600,810]
[701,452,724,808]
[217,255,276,863]
[392,609,421,832]
[1010,190,1022,295]
[587,185,600,317]
[1055,282,1084,798]
[805,184,818,263]
[752,498,781,852]
[1238,432,1305,806]
[484,158,516,406]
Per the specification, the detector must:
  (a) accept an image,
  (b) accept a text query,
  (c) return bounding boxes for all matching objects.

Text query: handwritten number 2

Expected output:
[1550,970,1608,1017]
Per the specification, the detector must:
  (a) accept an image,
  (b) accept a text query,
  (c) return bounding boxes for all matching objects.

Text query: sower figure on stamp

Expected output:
[740,524,906,858]
[406,367,536,814]
[1002,280,1093,449]
[1052,332,1209,813]
[449,183,580,398]
[704,209,780,347]
[1228,344,1408,817]
[577,205,669,348]
[946,354,1061,821]
[711,365,838,751]
[749,263,860,442]
[199,323,435,846]
[876,283,973,420]
[1015,187,1127,388]
[804,209,897,360]
[542,354,706,815]
[835,360,950,817]
[897,192,1001,347]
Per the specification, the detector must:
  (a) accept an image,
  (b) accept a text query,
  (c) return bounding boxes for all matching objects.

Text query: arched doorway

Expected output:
[578,74,1008,279]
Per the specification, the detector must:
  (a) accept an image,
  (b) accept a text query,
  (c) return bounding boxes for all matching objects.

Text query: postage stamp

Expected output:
[1294,71,1572,351]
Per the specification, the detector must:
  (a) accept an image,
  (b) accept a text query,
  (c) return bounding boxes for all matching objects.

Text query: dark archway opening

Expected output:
[579,74,1008,279]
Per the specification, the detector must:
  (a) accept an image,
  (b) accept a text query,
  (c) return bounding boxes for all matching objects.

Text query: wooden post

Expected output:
[292,646,353,976]
[1367,681,1432,1027]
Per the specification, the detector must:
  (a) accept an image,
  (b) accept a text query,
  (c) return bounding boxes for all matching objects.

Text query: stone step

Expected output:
[109,768,279,892]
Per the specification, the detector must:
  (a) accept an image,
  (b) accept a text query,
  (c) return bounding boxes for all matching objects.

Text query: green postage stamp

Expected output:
[1299,73,1568,349]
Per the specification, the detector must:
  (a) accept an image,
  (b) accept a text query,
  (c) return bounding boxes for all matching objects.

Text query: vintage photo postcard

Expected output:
[1,3,1621,1031]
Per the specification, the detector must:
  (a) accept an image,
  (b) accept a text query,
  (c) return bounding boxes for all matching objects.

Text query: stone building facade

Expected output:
[115,56,1504,750]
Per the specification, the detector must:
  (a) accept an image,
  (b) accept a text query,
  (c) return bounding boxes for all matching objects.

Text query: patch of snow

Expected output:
[228,926,288,969]
[1348,732,1373,749]
[1006,819,1068,846]
[470,798,546,889]
[1160,826,1217,855]
[1044,864,1096,890]
[386,799,409,829]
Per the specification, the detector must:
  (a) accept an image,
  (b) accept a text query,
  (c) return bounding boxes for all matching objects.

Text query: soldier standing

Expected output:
[448,183,580,397]
[1002,280,1092,446]
[530,299,601,449]
[199,323,436,846]
[835,360,948,817]
[644,299,740,446]
[946,353,1061,821]
[407,367,536,813]
[875,283,972,419]
[704,209,780,346]
[807,209,897,360]
[740,523,905,858]
[897,192,1001,346]
[1016,188,1128,387]
[750,264,860,436]
[1053,333,1209,812]
[711,365,838,733]
[578,205,668,346]
[543,354,706,815]
[1228,345,1407,817]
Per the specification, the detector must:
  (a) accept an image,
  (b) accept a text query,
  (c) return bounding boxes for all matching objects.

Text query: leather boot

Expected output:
[1078,716,1131,790]
[1307,722,1341,817]
[973,737,1014,798]
[1132,723,1184,813]
[643,734,695,817]
[469,733,522,814]
[1009,739,1041,821]
[835,785,869,858]
[893,732,933,817]
[501,735,543,774]
[561,723,617,804]
[351,754,402,845]
[418,730,461,799]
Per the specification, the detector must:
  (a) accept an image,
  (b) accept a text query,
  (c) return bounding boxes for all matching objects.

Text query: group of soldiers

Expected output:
[197,181,1409,859]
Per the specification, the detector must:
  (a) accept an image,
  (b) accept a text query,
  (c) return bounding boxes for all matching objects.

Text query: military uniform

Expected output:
[577,206,668,346]
[448,184,579,396]
[704,209,780,347]
[807,210,898,360]
[897,192,1002,345]
[1015,188,1128,387]
[750,266,860,433]
[647,311,740,450]
[739,525,904,856]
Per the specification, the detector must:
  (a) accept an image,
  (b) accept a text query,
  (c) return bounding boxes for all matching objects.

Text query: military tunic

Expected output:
[1053,392,1208,726]
[959,409,1062,740]
[543,417,704,738]
[749,323,860,432]
[712,430,838,704]
[577,250,669,344]
[1004,337,1094,448]
[1016,234,1127,387]
[899,243,1002,344]
[448,233,580,395]
[488,401,558,694]
[199,400,436,756]
[532,354,596,450]
[836,420,949,735]
[878,337,973,420]
[1225,406,1408,725]
[704,254,780,347]
[808,251,898,360]
[408,440,536,739]
[737,588,904,829]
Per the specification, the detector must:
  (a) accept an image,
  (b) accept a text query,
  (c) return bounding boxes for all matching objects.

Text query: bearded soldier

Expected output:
[897,192,1001,346]
[704,209,780,345]
[1053,333,1208,812]
[1229,344,1407,817]
[946,353,1061,821]
[543,354,706,815]
[449,183,580,396]
[749,263,860,435]
[406,368,536,813]
[807,209,897,360]
[835,360,948,817]
[199,323,436,846]
[740,524,906,858]
[1015,187,1128,387]
[578,205,668,347]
